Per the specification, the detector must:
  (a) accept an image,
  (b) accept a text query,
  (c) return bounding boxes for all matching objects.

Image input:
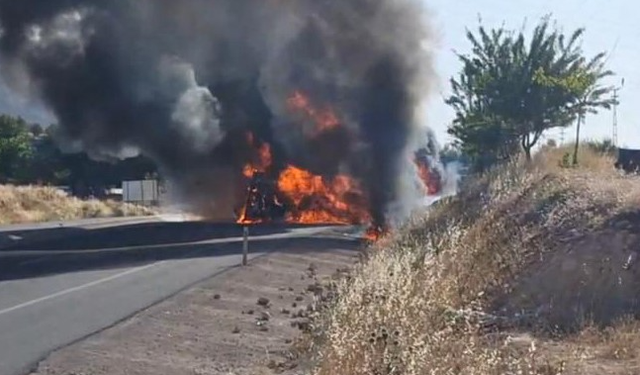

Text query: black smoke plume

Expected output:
[0,0,435,225]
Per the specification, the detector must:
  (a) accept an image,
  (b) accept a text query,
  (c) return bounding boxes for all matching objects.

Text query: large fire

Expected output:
[237,143,371,225]
[277,165,370,224]
[237,90,443,240]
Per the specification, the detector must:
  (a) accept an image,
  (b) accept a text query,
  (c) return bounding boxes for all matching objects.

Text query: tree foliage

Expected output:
[0,115,158,193]
[0,115,34,182]
[446,16,616,172]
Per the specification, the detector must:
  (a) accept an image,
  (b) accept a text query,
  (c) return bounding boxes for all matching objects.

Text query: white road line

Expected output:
[0,262,164,316]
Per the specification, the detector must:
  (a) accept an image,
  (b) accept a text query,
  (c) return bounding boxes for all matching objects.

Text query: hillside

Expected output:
[307,146,640,375]
[0,185,154,224]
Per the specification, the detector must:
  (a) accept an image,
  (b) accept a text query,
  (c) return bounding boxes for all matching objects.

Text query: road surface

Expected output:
[0,218,352,375]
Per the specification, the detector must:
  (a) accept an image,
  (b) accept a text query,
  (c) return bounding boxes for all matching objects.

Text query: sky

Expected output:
[0,0,637,149]
[426,0,639,148]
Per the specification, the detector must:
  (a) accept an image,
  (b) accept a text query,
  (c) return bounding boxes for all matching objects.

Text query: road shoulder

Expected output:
[29,244,359,375]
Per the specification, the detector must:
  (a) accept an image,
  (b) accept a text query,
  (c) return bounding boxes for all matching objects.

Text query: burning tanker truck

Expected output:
[0,0,447,235]
[235,123,444,231]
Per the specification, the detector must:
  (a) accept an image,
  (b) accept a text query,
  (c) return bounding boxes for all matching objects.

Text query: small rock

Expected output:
[246,309,255,315]
[297,320,311,331]
[306,284,318,292]
[213,294,221,300]
[307,284,324,296]
[288,287,295,292]
[295,296,304,302]
[292,302,298,308]
[285,338,293,344]
[281,308,291,315]
[259,312,271,321]
[257,297,270,307]
[232,326,241,334]
[259,326,269,332]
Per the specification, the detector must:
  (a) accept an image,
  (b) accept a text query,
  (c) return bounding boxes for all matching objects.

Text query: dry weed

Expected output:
[0,185,154,224]
[310,147,640,375]
[572,318,640,361]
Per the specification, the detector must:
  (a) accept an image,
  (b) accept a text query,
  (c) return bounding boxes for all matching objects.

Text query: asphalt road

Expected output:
[0,218,356,375]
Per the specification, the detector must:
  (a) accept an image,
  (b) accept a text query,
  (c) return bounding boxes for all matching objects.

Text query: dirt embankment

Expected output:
[306,146,640,375]
[0,185,154,225]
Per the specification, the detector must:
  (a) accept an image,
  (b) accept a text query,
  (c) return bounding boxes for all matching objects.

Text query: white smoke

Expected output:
[159,58,225,153]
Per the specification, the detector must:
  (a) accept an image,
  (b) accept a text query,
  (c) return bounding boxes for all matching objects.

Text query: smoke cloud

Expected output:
[0,0,436,226]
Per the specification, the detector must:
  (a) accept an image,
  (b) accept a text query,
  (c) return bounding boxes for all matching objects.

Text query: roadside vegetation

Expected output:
[0,109,158,224]
[0,185,154,225]
[307,144,640,375]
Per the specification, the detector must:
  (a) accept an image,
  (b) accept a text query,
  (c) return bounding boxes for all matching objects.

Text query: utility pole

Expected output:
[612,78,625,146]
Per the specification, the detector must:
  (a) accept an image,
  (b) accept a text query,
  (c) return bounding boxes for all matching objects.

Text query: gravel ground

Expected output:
[29,236,360,375]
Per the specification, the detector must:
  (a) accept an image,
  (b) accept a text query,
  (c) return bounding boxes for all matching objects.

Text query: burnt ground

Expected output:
[27,233,361,375]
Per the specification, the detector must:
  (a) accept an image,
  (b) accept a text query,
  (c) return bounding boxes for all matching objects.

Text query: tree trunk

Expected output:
[572,114,583,166]
[521,134,532,161]
[523,145,532,161]
[521,130,542,162]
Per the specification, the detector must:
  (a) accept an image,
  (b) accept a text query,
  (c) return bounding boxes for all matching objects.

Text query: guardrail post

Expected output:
[242,226,249,266]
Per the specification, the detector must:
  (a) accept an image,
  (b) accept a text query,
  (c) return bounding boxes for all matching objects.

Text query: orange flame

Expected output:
[237,132,275,224]
[364,226,388,242]
[237,187,263,225]
[287,91,340,134]
[277,165,371,225]
[414,157,442,195]
[242,132,273,177]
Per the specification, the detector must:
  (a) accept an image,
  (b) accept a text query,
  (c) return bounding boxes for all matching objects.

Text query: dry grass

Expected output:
[0,185,155,224]
[308,146,640,375]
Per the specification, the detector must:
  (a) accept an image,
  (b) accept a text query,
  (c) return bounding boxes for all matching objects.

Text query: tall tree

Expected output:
[446,16,615,170]
[0,115,34,182]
